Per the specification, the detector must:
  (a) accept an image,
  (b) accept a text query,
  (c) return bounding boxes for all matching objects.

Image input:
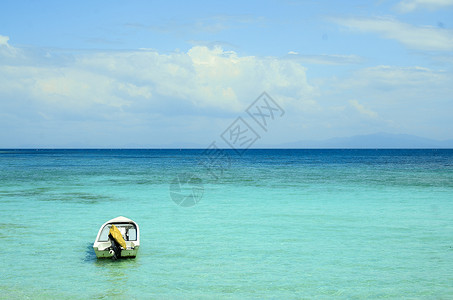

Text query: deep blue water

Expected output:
[0,149,452,299]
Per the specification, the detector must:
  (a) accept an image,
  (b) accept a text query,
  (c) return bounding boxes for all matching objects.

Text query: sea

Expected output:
[0,149,452,299]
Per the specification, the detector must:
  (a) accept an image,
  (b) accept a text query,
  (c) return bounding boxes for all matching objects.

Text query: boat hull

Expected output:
[93,246,139,258]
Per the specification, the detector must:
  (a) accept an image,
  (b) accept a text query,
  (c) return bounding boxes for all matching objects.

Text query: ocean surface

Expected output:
[0,149,452,299]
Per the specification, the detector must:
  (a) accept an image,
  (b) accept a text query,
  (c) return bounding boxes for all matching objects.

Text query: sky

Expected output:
[0,0,452,148]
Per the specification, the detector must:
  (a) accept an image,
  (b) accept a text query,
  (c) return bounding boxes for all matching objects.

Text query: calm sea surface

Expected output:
[0,149,452,299]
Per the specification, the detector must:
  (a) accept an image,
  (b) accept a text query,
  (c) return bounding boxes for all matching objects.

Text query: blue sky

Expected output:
[1,0,452,147]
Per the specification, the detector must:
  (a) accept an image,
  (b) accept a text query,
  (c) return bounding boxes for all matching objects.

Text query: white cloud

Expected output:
[351,65,447,88]
[333,65,450,102]
[0,35,9,46]
[320,64,453,139]
[334,17,453,51]
[285,53,364,65]
[2,34,452,146]
[349,99,378,118]
[0,35,19,58]
[0,42,315,123]
[395,0,453,12]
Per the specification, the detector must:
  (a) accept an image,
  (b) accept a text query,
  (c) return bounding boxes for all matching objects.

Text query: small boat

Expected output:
[93,216,140,259]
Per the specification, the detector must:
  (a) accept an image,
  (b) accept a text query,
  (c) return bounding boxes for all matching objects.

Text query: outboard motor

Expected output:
[108,234,122,260]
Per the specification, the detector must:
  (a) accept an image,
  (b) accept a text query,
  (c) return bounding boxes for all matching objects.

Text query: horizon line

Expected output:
[1,147,453,150]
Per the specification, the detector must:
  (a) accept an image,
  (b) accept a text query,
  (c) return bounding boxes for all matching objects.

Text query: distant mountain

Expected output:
[279,133,453,149]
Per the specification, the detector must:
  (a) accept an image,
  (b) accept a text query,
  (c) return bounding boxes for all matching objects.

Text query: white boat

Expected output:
[93,216,140,259]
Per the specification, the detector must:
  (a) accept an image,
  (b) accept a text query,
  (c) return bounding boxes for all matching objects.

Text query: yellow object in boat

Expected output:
[109,224,127,249]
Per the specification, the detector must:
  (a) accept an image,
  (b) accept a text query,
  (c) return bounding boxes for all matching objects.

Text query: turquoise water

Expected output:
[1,149,452,299]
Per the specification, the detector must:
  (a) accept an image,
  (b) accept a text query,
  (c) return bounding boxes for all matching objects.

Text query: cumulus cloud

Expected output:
[0,41,315,124]
[333,16,453,51]
[395,0,453,13]
[0,38,323,146]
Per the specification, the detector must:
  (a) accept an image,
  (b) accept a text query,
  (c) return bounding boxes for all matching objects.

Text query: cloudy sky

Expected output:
[1,0,452,147]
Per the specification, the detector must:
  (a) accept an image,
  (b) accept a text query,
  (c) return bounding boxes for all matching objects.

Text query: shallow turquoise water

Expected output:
[1,149,452,299]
